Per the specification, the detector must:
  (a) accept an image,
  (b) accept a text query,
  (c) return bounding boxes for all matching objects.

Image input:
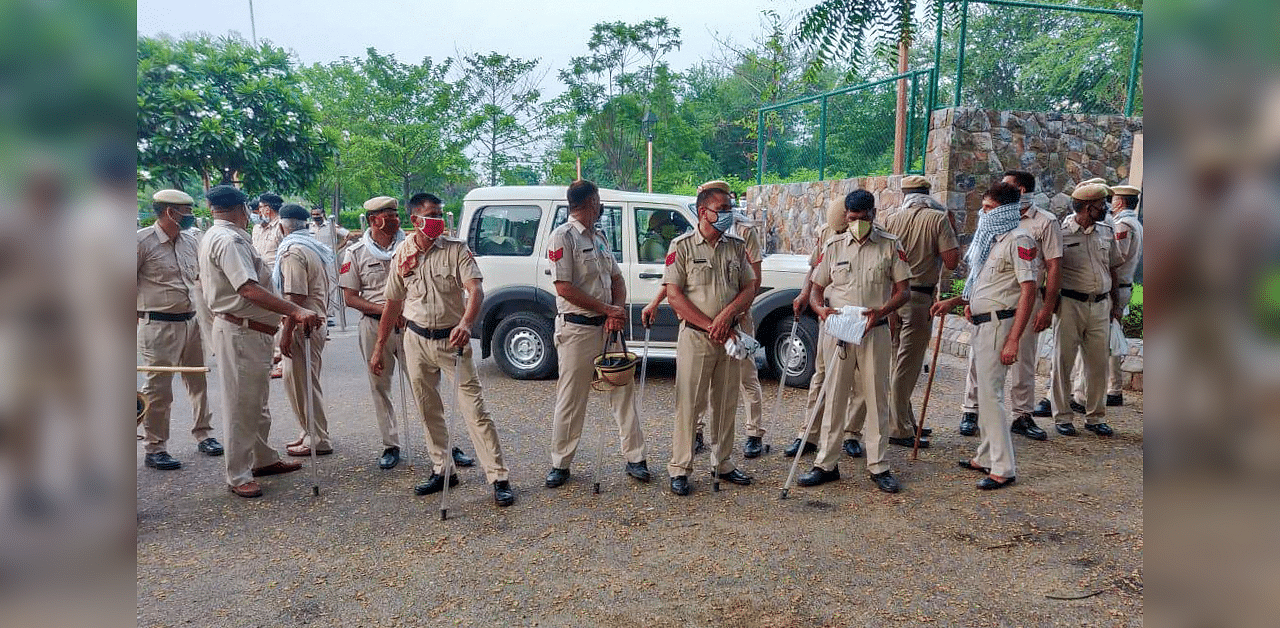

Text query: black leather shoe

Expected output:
[959,412,978,436]
[493,480,515,507]
[958,459,990,474]
[797,465,840,486]
[625,460,651,482]
[1084,422,1114,437]
[378,446,401,469]
[1032,398,1052,417]
[1106,393,1123,407]
[743,436,763,459]
[197,437,224,456]
[714,468,753,485]
[870,470,900,493]
[669,475,690,496]
[1055,422,1078,436]
[693,432,706,454]
[916,427,933,438]
[413,473,459,495]
[842,439,864,458]
[1069,399,1086,414]
[1010,415,1048,441]
[977,475,1016,490]
[888,436,929,448]
[545,467,570,488]
[452,447,475,468]
[144,452,181,470]
[783,438,818,458]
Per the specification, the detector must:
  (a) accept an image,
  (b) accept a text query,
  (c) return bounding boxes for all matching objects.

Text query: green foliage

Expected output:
[137,35,330,192]
[461,52,550,186]
[1122,302,1142,339]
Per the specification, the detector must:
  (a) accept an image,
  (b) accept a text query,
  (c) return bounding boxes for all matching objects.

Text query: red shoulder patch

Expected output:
[815,252,824,265]
[548,247,563,262]
[665,251,677,266]
[1116,230,1128,240]
[340,261,351,274]
[1018,246,1037,261]
[897,248,908,262]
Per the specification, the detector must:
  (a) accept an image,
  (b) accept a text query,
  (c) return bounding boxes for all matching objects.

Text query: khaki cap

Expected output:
[1071,183,1110,201]
[363,196,398,211]
[697,179,732,193]
[1079,177,1109,186]
[900,175,930,190]
[152,189,194,205]
[1110,184,1140,196]
[826,197,848,233]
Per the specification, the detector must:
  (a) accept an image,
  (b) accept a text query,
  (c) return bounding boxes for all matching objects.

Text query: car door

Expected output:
[627,203,694,343]
[538,203,625,311]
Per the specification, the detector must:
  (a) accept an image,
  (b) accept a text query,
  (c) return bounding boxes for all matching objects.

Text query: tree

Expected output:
[137,35,330,193]
[459,52,551,186]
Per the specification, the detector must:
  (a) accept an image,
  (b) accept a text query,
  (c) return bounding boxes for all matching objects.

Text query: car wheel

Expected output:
[764,315,817,388]
[491,313,557,380]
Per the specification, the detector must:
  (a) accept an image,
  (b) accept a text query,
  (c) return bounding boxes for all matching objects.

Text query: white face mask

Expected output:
[850,220,872,239]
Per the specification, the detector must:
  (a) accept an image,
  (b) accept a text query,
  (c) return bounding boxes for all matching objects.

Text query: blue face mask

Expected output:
[176,212,196,230]
[711,210,735,233]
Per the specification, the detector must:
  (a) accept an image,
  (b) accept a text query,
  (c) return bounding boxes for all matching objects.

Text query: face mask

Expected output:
[415,215,446,239]
[312,216,324,225]
[850,220,872,239]
[249,213,264,226]
[175,212,196,230]
[711,210,735,233]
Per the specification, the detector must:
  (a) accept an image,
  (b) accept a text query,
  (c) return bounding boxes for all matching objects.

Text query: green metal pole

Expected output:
[818,97,828,181]
[1124,16,1142,116]
[954,0,969,107]
[756,109,765,185]
[906,73,917,173]
[931,0,944,111]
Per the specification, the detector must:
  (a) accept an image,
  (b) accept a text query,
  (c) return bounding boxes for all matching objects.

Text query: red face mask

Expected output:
[415,215,445,239]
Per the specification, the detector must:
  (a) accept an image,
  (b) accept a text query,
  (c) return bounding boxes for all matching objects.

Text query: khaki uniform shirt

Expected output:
[808,225,837,267]
[1018,205,1064,285]
[729,221,763,264]
[880,205,958,287]
[310,220,351,254]
[198,219,278,326]
[1059,215,1122,295]
[252,219,284,269]
[137,225,199,313]
[277,243,330,319]
[1113,214,1143,285]
[338,238,397,306]
[548,217,621,316]
[384,236,482,328]
[662,229,755,321]
[812,228,913,309]
[968,228,1038,315]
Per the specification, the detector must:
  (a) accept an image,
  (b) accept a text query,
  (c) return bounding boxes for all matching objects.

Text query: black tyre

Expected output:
[491,313,558,380]
[763,314,818,388]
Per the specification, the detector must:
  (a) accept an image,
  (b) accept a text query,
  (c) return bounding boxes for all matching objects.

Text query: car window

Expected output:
[470,205,541,256]
[552,205,623,263]
[635,207,692,264]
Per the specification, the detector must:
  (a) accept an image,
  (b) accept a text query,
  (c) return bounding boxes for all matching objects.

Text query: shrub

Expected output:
[1122,302,1143,339]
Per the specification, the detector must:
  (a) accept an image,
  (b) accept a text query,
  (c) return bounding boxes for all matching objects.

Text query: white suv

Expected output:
[458,185,820,387]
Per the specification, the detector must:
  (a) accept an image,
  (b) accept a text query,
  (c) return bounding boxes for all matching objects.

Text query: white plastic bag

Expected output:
[1109,319,1128,356]
[824,305,870,345]
[724,331,764,361]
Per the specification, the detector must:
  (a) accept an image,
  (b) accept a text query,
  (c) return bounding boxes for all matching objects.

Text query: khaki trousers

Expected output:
[795,331,836,444]
[972,316,1018,478]
[888,290,934,438]
[963,296,1042,416]
[550,319,646,468]
[813,324,892,475]
[402,331,508,483]
[358,316,404,449]
[669,326,741,477]
[282,327,330,450]
[696,315,765,438]
[1051,297,1110,425]
[212,318,282,487]
[138,317,214,454]
[1070,285,1131,398]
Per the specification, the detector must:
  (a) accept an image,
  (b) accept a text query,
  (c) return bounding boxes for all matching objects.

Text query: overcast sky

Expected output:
[137,0,809,94]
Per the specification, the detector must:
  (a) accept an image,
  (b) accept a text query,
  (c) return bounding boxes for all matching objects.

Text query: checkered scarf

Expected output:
[963,202,1022,300]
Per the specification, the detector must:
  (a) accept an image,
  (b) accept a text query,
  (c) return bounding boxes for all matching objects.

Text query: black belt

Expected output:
[869,317,889,329]
[138,311,195,322]
[365,312,381,321]
[564,313,606,326]
[405,320,453,340]
[971,309,1016,325]
[684,322,710,334]
[1061,289,1109,303]
[1117,283,1133,289]
[910,285,936,295]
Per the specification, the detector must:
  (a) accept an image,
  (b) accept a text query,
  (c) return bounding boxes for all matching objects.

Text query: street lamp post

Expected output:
[642,110,658,194]
[574,140,584,180]
[331,129,350,331]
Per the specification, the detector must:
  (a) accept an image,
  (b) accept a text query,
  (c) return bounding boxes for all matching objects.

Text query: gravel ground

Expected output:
[137,321,1143,627]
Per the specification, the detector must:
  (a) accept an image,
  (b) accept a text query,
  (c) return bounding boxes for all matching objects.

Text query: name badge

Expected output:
[835,260,850,267]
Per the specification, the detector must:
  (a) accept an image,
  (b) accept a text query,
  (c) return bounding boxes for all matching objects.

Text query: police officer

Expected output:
[371,193,515,507]
[198,185,320,498]
[309,206,356,325]
[545,180,649,488]
[881,175,959,448]
[137,189,222,470]
[798,190,911,494]
[1096,184,1142,406]
[1050,183,1124,436]
[933,182,1038,489]
[252,193,285,270]
[274,204,335,457]
[663,185,757,496]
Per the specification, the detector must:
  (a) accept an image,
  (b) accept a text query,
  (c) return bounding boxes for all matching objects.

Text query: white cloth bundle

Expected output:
[824,305,870,345]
